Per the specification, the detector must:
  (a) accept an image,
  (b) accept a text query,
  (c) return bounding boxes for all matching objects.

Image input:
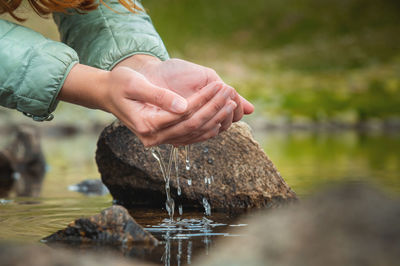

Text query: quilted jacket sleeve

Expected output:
[0,19,79,121]
[53,0,169,70]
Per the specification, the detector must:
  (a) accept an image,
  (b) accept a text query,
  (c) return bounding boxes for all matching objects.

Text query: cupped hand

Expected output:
[60,63,236,147]
[116,55,254,132]
[104,67,237,146]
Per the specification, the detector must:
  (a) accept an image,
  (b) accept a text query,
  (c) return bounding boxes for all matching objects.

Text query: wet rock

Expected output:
[0,242,153,266]
[0,125,46,197]
[68,179,109,196]
[43,205,158,245]
[197,183,400,266]
[96,121,297,212]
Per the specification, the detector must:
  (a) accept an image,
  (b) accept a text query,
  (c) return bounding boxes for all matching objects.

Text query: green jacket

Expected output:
[0,0,168,121]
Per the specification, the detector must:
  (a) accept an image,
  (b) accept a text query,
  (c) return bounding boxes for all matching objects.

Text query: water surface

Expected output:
[0,129,399,265]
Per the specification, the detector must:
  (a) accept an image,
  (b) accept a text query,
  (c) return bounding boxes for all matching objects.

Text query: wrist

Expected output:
[114,54,161,74]
[58,63,111,112]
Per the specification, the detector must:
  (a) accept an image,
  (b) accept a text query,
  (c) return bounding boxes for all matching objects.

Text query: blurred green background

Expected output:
[2,0,400,125]
[145,0,400,125]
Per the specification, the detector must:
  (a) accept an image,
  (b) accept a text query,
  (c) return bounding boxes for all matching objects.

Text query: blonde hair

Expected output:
[0,0,141,21]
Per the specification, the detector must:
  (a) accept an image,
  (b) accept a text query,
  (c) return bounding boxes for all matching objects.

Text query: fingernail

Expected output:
[171,98,188,113]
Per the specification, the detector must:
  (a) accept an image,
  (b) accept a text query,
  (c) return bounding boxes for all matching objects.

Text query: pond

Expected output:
[0,128,399,265]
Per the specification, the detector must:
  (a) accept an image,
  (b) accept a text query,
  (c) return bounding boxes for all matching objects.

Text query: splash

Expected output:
[185,145,191,171]
[151,144,214,220]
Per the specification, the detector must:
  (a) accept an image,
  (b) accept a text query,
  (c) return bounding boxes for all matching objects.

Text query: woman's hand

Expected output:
[115,54,254,132]
[59,64,237,146]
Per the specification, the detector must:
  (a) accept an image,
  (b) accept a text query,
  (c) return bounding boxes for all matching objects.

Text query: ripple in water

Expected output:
[146,216,244,265]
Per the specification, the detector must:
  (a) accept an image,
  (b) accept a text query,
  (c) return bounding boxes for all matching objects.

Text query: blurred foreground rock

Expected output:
[0,242,153,266]
[0,125,45,197]
[198,183,400,266]
[43,205,158,246]
[96,121,296,212]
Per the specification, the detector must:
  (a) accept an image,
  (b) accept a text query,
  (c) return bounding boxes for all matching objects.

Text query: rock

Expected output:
[96,121,297,212]
[43,205,158,245]
[196,183,400,266]
[0,242,154,266]
[68,179,109,196]
[0,152,14,197]
[0,125,46,197]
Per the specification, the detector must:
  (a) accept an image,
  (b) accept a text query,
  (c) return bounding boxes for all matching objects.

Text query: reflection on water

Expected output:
[0,130,399,265]
[255,130,400,196]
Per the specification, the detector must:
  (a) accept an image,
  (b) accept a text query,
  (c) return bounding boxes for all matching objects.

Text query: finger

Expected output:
[231,90,244,122]
[124,69,188,113]
[136,80,224,135]
[152,85,232,145]
[166,100,236,145]
[239,95,255,114]
[185,81,223,114]
[140,82,224,146]
[220,100,236,131]
[171,124,222,146]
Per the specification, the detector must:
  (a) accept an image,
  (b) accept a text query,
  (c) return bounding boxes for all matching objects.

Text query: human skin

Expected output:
[59,55,253,146]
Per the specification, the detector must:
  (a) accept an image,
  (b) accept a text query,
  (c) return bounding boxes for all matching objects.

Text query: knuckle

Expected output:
[213,81,224,88]
[207,68,218,78]
[186,119,199,131]
[228,87,236,99]
[211,101,223,113]
[144,119,158,134]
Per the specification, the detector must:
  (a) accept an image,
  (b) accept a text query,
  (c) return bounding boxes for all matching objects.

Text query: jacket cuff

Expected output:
[0,19,79,122]
[18,46,79,121]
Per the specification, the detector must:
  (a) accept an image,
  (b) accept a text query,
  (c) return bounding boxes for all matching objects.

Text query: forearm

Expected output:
[58,64,110,111]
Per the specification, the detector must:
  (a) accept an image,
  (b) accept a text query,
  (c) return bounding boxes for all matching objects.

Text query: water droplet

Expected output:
[207,158,213,164]
[202,197,211,216]
[12,172,20,181]
[187,179,192,186]
[185,145,191,171]
[203,147,209,153]
[179,204,183,215]
[174,148,181,197]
